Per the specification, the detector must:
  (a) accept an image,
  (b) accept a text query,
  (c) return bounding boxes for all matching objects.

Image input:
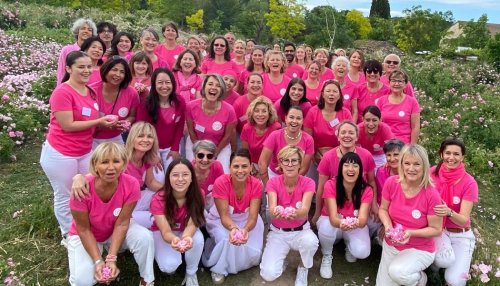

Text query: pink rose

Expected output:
[233,229,244,243]
[387,224,405,242]
[104,114,119,123]
[101,266,112,280]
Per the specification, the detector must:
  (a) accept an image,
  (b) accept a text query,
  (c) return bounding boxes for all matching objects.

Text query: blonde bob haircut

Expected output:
[264,50,287,73]
[277,145,304,172]
[125,122,159,165]
[89,142,128,177]
[246,96,278,127]
[314,48,330,60]
[397,144,433,188]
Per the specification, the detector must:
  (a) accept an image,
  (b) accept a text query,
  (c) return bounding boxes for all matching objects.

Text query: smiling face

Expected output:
[133,131,154,153]
[383,54,400,74]
[251,49,264,65]
[441,145,464,170]
[389,75,406,93]
[342,161,360,184]
[86,41,104,62]
[315,51,328,67]
[295,47,305,61]
[349,52,362,69]
[247,74,263,96]
[133,59,149,77]
[117,35,132,53]
[307,62,321,79]
[96,153,125,183]
[322,83,340,106]
[363,112,380,135]
[78,24,93,42]
[140,31,158,53]
[230,156,251,183]
[333,60,348,78]
[246,41,255,54]
[223,75,237,91]
[180,52,196,73]
[234,42,245,56]
[187,38,200,52]
[169,163,192,193]
[224,33,235,46]
[386,149,401,171]
[402,154,424,184]
[365,68,381,83]
[155,72,173,99]
[305,46,313,59]
[267,53,284,73]
[213,38,227,56]
[289,83,304,103]
[163,25,178,41]
[204,76,222,102]
[105,63,126,87]
[195,148,214,171]
[338,123,358,149]
[252,103,269,126]
[66,56,92,84]
[285,108,303,133]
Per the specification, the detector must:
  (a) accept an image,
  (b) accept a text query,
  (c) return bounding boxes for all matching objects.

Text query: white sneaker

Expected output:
[345,248,357,263]
[182,274,199,286]
[417,271,427,286]
[60,235,68,249]
[320,254,333,279]
[211,272,225,284]
[295,266,308,286]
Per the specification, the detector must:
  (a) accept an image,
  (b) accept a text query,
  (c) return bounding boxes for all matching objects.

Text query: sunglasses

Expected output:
[197,153,214,160]
[385,60,399,65]
[365,69,380,74]
[214,44,226,47]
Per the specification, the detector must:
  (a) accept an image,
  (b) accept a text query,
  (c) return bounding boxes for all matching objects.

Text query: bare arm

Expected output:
[434,199,474,227]
[54,111,111,132]
[145,167,164,192]
[257,147,273,185]
[312,174,328,224]
[410,112,420,144]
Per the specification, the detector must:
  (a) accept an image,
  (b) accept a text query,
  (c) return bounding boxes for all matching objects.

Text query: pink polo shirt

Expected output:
[263,129,314,175]
[201,58,238,76]
[186,99,237,146]
[68,174,140,242]
[125,161,152,187]
[345,72,366,87]
[302,68,334,85]
[274,101,312,123]
[262,73,291,103]
[305,82,322,106]
[341,82,359,114]
[285,63,305,79]
[212,174,263,214]
[356,83,390,122]
[380,75,415,97]
[150,191,188,232]
[267,175,315,228]
[233,94,252,133]
[357,122,394,156]
[376,94,421,144]
[303,106,352,151]
[193,160,225,197]
[382,176,441,252]
[321,179,373,217]
[174,71,202,104]
[317,146,375,179]
[155,44,185,68]
[56,43,80,85]
[240,122,281,164]
[47,83,99,156]
[223,90,241,105]
[90,82,140,139]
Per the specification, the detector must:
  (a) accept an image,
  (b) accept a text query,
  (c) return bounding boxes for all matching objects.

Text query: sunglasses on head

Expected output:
[197,153,214,160]
[385,60,399,65]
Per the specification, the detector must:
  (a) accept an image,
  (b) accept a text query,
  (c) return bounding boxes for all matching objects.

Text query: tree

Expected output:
[368,17,395,41]
[186,9,204,33]
[302,6,355,49]
[460,14,490,49]
[485,33,500,71]
[232,0,271,43]
[346,10,372,40]
[265,0,306,41]
[148,0,199,27]
[369,0,390,19]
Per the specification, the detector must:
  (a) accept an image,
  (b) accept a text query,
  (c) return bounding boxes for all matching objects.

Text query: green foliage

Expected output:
[485,33,500,71]
[346,10,372,40]
[231,0,270,43]
[369,0,390,19]
[0,5,25,29]
[368,17,394,41]
[460,14,490,49]
[302,6,354,49]
[265,0,306,41]
[186,9,204,33]
[0,133,15,162]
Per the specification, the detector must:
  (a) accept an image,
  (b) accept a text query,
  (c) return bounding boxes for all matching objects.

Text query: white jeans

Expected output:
[186,136,231,174]
[67,221,155,286]
[317,216,371,259]
[153,229,204,275]
[260,223,318,281]
[40,141,92,235]
[92,135,124,150]
[376,240,435,286]
[433,230,476,286]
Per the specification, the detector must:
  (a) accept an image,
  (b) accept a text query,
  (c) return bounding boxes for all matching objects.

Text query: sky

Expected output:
[305,0,500,23]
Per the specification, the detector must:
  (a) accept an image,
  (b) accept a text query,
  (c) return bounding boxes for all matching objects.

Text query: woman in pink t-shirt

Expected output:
[187,36,204,63]
[40,51,114,238]
[202,149,264,284]
[317,152,373,279]
[232,40,247,74]
[304,60,322,105]
[376,144,442,286]
[431,138,479,286]
[150,158,205,285]
[67,143,155,286]
[108,32,135,62]
[376,70,421,144]
[233,73,264,133]
[222,69,241,105]
[80,36,106,85]
[380,54,415,97]
[274,78,312,124]
[345,49,366,87]
[238,47,265,94]
[201,36,237,76]
[302,48,334,85]
[155,22,185,68]
[185,74,237,173]
[260,146,319,285]
[332,56,359,121]
[129,52,153,103]
[357,60,390,123]
[172,49,203,104]
[294,45,307,69]
[139,28,169,71]
[262,50,291,103]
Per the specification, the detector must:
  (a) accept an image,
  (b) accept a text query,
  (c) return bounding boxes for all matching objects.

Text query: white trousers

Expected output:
[433,230,476,286]
[185,137,231,174]
[40,141,91,235]
[260,223,319,281]
[67,221,155,286]
[376,240,435,286]
[153,229,204,275]
[317,215,371,259]
[92,135,124,150]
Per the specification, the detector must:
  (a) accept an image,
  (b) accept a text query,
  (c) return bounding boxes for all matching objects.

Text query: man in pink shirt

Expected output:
[283,43,305,79]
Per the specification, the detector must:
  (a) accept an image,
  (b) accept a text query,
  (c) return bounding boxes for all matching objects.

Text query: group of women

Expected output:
[40,18,478,286]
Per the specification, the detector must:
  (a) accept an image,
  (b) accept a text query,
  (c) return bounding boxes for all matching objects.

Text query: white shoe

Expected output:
[295,266,308,286]
[320,254,333,279]
[182,274,199,286]
[60,235,68,249]
[417,271,427,286]
[211,272,225,284]
[345,248,357,263]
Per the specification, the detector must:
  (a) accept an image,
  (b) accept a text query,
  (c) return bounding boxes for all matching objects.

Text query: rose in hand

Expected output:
[386,224,405,242]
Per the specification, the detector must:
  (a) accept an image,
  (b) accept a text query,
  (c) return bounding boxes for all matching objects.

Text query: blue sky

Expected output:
[305,0,500,23]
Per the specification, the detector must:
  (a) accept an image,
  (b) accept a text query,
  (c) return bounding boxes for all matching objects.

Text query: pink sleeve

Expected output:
[411,97,422,114]
[171,100,186,152]
[124,178,141,204]
[185,101,195,121]
[303,134,315,155]
[227,104,237,124]
[213,161,225,177]
[383,123,395,139]
[426,187,441,216]
[263,130,277,150]
[240,124,250,142]
[462,177,479,202]
[70,196,89,212]
[303,177,316,193]
[50,87,73,112]
[361,186,374,204]
[201,60,209,74]
[317,153,331,176]
[266,177,279,194]
[249,177,263,199]
[212,176,229,199]
[303,107,315,129]
[352,85,359,99]
[362,149,376,173]
[322,180,336,199]
[56,48,67,85]
[130,89,140,111]
[135,104,151,123]
[382,176,395,202]
[150,192,165,215]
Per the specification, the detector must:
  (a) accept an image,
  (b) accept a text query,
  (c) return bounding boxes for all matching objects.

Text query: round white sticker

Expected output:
[113,208,122,217]
[118,107,129,118]
[174,55,179,59]
[208,184,214,191]
[453,196,461,205]
[353,209,359,217]
[344,94,350,100]
[280,88,286,96]
[296,201,303,209]
[398,111,405,117]
[373,144,381,151]
[412,209,421,219]
[212,121,222,131]
[190,88,196,94]
[292,73,297,78]
[94,103,99,111]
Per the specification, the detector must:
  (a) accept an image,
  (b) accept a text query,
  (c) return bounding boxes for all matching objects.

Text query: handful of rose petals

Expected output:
[101,266,112,280]
[387,224,405,242]
[340,216,359,228]
[176,239,190,251]
[274,206,296,219]
[232,229,244,243]
[104,114,119,123]
[118,120,131,131]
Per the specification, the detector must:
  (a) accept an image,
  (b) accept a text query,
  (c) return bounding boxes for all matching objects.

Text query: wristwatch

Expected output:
[447,210,453,218]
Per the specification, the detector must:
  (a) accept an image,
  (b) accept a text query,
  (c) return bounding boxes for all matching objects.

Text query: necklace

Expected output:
[285,129,301,140]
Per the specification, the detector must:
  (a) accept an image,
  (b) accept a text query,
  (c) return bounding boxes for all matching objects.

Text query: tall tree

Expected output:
[369,0,391,19]
[302,6,355,49]
[265,0,306,41]
[346,10,372,39]
[460,14,490,49]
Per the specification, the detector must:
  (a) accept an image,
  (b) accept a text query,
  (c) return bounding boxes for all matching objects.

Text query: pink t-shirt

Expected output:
[356,83,390,122]
[317,146,375,179]
[233,61,246,75]
[345,72,366,87]
[376,94,421,144]
[267,175,315,228]
[151,55,170,71]
[47,83,99,156]
[238,69,264,94]
[303,106,352,151]
[90,82,140,139]
[87,68,102,85]
[130,76,152,103]
[155,44,185,68]
[273,100,312,123]
[150,191,188,232]
[68,174,140,242]
[305,82,322,106]
[382,176,441,252]
[357,122,395,156]
[193,160,225,196]
[125,161,152,187]
[57,43,80,85]
[263,129,314,174]
[285,63,305,79]
[136,99,186,151]
[174,71,202,104]
[240,122,281,164]
[233,95,252,133]
[341,82,359,114]
[212,174,263,214]
[375,164,394,205]
[302,68,334,85]
[201,58,238,76]
[430,166,478,229]
[262,73,291,103]
[380,75,414,97]
[186,99,237,146]
[223,90,240,105]
[321,179,373,217]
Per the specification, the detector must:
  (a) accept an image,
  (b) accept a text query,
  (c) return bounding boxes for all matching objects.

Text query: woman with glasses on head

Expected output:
[302,48,334,86]
[356,60,390,123]
[201,36,238,76]
[155,22,185,68]
[139,28,169,71]
[376,70,421,144]
[380,54,414,97]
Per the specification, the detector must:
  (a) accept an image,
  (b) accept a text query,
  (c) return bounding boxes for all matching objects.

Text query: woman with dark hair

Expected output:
[136,68,185,168]
[96,21,117,51]
[172,49,203,104]
[233,73,265,133]
[202,149,264,284]
[129,51,153,102]
[356,60,390,122]
[262,50,291,103]
[317,152,373,279]
[244,39,256,61]
[90,56,139,148]
[108,32,135,61]
[155,22,185,68]
[238,46,266,94]
[151,158,205,286]
[345,49,366,86]
[274,78,311,124]
[139,28,169,71]
[80,36,106,84]
[431,138,478,286]
[201,36,237,76]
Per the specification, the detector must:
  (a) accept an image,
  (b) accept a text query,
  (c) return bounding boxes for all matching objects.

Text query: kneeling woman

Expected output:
[202,149,264,284]
[260,145,318,285]
[317,152,373,279]
[68,142,154,286]
[150,159,206,286]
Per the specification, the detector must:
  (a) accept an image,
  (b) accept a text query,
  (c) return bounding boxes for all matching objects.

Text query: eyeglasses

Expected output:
[365,69,380,75]
[390,79,406,84]
[197,153,214,160]
[279,158,300,166]
[385,60,399,65]
[214,44,226,47]
[100,29,113,34]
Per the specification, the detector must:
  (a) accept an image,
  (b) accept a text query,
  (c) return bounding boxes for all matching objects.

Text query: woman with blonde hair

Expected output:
[262,50,291,103]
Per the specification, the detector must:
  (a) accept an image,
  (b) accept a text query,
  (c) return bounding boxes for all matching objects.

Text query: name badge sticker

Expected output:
[82,107,92,117]
[195,124,205,133]
[329,118,340,127]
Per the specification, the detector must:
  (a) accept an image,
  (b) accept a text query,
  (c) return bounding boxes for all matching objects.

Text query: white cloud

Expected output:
[391,10,405,18]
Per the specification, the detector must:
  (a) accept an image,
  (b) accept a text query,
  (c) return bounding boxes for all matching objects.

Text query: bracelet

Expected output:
[105,254,117,262]
[94,259,103,266]
[229,226,238,231]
